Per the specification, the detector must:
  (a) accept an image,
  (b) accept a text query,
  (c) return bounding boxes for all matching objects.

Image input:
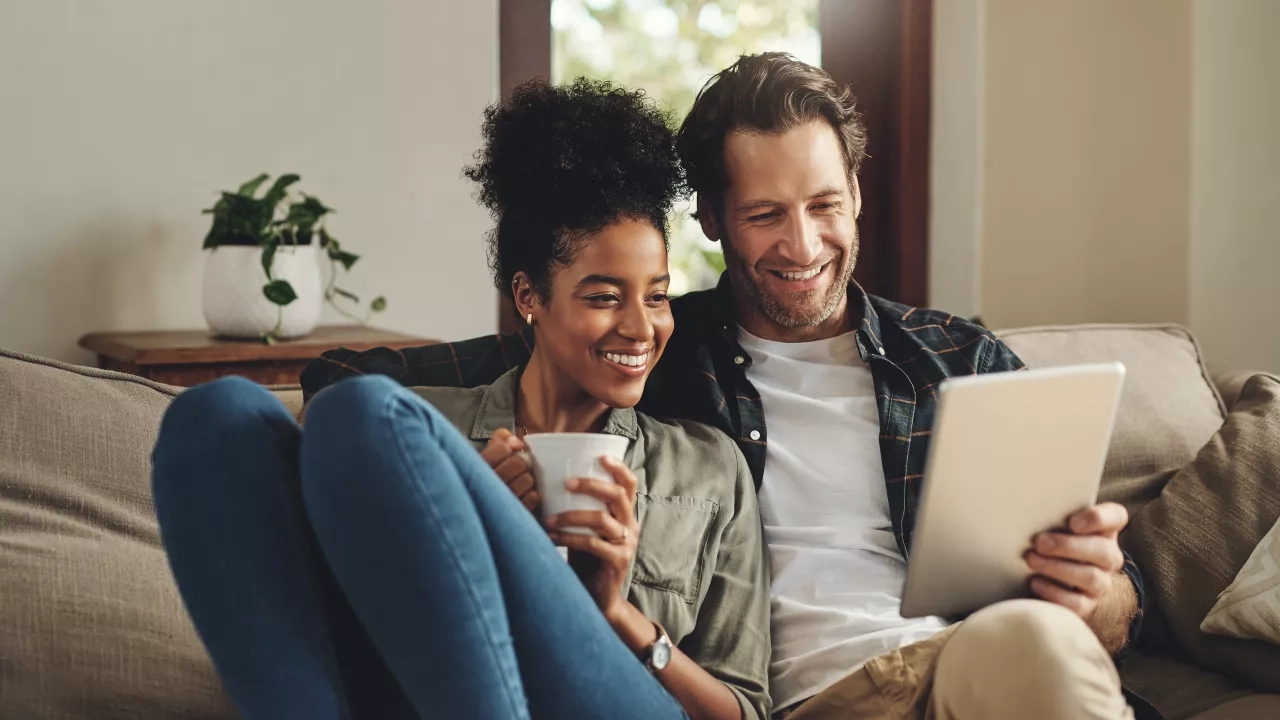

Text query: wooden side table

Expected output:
[78,326,436,387]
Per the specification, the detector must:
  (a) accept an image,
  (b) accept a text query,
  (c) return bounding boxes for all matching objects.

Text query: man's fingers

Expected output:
[1030,576,1095,619]
[1026,552,1111,598]
[1034,532,1125,573]
[1069,502,1128,537]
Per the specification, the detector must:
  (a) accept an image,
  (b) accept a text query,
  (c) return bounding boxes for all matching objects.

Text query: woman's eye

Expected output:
[587,294,620,304]
[648,293,669,305]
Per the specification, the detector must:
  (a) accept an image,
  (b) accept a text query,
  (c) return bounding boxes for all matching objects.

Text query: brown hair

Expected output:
[676,52,868,215]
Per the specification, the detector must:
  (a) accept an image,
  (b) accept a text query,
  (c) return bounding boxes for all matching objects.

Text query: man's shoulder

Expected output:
[867,295,1015,376]
[300,330,532,400]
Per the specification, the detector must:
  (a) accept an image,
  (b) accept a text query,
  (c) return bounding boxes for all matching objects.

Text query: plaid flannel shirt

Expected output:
[300,277,1145,654]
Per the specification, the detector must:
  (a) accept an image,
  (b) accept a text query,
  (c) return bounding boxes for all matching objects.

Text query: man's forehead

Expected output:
[721,121,848,198]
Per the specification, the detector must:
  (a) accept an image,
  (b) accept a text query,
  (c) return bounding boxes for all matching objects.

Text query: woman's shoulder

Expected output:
[407,384,490,433]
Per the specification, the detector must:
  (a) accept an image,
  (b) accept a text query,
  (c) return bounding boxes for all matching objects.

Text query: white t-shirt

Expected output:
[738,328,949,709]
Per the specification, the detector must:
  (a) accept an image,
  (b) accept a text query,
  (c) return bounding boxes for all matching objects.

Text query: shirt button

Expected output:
[749,430,761,440]
[734,356,746,365]
[877,346,886,356]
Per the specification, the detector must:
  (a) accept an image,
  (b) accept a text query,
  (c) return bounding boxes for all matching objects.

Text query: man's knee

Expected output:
[933,600,1127,720]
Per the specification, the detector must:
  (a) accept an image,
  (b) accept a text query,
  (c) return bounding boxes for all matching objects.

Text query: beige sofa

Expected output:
[1,324,1277,719]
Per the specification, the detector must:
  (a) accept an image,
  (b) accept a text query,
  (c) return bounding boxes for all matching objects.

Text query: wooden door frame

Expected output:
[496,0,931,331]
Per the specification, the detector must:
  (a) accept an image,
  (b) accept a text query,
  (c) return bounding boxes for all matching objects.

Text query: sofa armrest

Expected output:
[1212,369,1276,412]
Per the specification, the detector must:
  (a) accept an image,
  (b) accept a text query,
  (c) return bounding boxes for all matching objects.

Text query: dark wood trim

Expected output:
[895,0,933,308]
[497,0,552,334]
[821,0,932,307]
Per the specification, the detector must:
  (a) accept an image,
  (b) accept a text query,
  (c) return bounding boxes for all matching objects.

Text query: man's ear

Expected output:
[851,176,862,219]
[696,195,721,244]
[511,272,540,323]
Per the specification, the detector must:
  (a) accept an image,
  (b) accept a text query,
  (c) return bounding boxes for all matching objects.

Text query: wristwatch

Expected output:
[643,621,673,673]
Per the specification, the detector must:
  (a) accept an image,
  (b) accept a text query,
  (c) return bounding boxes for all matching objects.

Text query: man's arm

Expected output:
[1027,503,1141,657]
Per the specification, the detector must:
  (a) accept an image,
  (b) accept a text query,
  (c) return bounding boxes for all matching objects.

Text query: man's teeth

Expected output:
[779,265,824,281]
[603,352,649,367]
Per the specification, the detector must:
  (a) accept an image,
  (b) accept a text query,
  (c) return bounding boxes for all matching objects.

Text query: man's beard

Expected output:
[723,231,859,330]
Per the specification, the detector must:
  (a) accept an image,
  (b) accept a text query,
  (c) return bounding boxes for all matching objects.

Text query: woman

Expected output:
[152,78,769,720]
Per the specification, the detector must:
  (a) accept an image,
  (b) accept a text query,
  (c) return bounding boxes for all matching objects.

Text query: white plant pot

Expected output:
[202,244,323,339]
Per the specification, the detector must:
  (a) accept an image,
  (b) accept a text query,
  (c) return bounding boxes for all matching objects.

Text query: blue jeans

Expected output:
[152,375,688,720]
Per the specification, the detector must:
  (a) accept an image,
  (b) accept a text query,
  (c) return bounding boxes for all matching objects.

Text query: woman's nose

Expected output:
[617,303,655,342]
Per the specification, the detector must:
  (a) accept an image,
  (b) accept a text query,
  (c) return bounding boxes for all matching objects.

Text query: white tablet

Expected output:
[899,363,1126,619]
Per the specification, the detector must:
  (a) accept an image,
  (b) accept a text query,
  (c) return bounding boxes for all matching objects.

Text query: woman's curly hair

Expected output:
[465,77,686,299]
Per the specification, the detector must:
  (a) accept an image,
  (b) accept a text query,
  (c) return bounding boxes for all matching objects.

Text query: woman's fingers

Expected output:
[600,456,637,497]
[568,476,633,524]
[549,530,631,567]
[548,510,627,542]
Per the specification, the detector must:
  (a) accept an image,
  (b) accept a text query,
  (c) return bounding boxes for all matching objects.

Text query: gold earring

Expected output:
[526,313,534,326]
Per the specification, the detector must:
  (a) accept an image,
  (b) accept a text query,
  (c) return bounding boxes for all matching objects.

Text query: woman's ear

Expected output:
[511,272,539,324]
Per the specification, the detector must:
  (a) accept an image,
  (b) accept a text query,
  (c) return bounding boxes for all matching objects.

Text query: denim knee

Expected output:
[305,375,448,438]
[157,376,289,449]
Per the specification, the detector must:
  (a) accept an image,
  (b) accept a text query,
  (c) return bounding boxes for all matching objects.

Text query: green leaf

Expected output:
[331,287,359,302]
[370,296,387,313]
[237,173,270,198]
[262,279,298,306]
[318,228,333,248]
[261,173,301,209]
[260,239,279,279]
[259,332,278,345]
[330,249,359,270]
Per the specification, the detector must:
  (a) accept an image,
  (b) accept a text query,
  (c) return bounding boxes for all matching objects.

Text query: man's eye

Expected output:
[812,202,837,212]
[748,212,777,222]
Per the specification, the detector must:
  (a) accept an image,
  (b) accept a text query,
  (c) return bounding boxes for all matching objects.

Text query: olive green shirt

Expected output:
[411,367,771,719]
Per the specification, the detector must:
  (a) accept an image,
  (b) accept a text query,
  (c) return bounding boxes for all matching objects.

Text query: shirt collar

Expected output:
[469,366,639,442]
[711,272,885,362]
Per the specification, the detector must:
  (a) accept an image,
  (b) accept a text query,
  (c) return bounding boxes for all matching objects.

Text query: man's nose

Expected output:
[778,215,823,267]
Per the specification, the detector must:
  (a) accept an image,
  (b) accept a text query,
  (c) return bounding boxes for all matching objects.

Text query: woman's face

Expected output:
[529,218,673,409]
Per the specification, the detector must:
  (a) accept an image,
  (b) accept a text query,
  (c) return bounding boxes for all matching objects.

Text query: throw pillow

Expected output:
[1122,373,1280,693]
[1202,515,1280,643]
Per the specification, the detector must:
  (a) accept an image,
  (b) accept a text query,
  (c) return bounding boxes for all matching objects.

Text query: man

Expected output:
[301,53,1148,719]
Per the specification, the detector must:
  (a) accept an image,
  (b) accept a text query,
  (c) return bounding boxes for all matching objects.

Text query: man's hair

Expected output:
[676,52,868,213]
[465,77,685,299]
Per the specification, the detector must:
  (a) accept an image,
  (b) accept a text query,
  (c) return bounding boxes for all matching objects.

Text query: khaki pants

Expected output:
[780,600,1135,720]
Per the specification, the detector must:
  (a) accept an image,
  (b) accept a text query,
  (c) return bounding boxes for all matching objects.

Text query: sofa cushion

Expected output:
[1124,374,1280,694]
[996,324,1226,515]
[1202,510,1280,644]
[0,349,233,718]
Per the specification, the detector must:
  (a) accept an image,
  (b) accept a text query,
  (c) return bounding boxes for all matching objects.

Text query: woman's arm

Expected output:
[548,456,757,720]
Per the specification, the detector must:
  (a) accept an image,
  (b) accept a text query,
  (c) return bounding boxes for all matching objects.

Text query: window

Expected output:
[550,0,821,296]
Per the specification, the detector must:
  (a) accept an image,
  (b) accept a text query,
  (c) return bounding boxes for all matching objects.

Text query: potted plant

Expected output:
[200,173,385,342]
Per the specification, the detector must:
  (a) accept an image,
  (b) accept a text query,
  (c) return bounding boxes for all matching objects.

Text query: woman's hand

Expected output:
[546,456,640,622]
[479,428,540,513]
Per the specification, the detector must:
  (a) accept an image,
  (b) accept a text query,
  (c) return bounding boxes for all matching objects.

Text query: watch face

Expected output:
[651,636,673,671]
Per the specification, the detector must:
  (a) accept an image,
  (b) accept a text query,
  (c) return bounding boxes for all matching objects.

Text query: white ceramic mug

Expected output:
[522,433,630,535]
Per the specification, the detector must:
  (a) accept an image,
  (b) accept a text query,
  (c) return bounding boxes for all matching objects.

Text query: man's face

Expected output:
[707,120,860,341]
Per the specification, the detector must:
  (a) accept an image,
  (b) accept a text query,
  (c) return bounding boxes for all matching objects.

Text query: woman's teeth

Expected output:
[603,352,649,367]
[778,265,824,281]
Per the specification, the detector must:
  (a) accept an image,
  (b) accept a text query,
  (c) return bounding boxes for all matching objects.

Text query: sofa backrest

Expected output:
[997,324,1227,514]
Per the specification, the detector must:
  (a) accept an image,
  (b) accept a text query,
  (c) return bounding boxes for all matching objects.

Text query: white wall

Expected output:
[0,0,498,364]
[1189,0,1280,374]
[928,0,985,320]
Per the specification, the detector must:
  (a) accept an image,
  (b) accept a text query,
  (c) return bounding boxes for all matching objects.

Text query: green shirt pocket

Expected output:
[632,494,720,604]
